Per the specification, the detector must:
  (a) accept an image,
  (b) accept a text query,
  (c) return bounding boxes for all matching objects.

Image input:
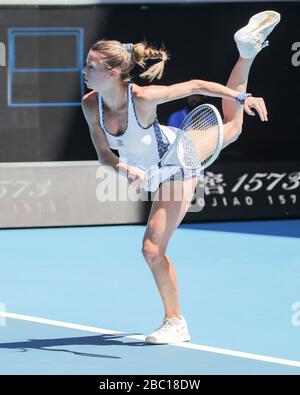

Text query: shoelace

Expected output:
[251,33,270,51]
[154,318,180,334]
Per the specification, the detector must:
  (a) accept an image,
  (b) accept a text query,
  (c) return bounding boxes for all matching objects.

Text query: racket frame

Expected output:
[144,103,224,182]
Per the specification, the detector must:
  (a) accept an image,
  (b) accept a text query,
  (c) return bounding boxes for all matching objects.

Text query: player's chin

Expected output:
[85,81,93,90]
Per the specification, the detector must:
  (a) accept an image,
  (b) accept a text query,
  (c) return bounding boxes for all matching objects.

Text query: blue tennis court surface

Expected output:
[0,220,300,374]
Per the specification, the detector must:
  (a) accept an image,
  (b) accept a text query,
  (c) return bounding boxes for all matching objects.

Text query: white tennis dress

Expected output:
[97,83,199,191]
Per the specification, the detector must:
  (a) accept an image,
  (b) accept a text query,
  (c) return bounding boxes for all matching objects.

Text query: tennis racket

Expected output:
[144,103,224,191]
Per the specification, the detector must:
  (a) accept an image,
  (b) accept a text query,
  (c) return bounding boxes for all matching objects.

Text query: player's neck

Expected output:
[101,83,128,113]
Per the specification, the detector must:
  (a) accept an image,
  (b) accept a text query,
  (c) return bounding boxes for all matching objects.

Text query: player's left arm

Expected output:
[138,80,268,121]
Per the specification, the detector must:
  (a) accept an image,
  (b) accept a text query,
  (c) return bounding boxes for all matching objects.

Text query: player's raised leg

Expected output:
[222,10,281,146]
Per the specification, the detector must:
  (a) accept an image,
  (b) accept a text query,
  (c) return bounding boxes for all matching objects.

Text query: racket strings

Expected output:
[180,134,203,168]
[183,108,217,131]
[178,107,220,168]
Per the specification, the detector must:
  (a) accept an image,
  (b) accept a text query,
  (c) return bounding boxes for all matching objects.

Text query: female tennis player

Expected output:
[81,10,280,344]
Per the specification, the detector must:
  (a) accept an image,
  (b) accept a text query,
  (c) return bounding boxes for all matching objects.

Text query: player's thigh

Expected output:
[143,177,199,251]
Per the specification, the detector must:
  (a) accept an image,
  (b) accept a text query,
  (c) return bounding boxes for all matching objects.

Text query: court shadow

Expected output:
[0,333,148,359]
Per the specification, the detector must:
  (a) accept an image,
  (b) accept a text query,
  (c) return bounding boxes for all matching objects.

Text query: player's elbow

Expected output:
[229,127,243,145]
[97,149,112,166]
[232,127,243,141]
[190,79,205,94]
[191,79,216,95]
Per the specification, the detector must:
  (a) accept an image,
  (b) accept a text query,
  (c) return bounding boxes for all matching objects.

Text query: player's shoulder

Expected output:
[81,90,98,108]
[131,83,145,99]
[81,91,99,122]
[131,83,159,104]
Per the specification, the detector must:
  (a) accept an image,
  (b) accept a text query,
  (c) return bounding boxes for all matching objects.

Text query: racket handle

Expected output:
[144,165,180,192]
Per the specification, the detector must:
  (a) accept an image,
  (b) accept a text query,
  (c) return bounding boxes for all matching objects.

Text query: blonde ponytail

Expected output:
[133,42,169,82]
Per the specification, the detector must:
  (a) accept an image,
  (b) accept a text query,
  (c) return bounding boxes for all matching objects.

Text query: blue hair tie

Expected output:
[122,43,134,53]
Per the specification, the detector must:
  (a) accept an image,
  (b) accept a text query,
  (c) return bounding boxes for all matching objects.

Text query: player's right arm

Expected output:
[81,92,145,184]
[81,92,118,165]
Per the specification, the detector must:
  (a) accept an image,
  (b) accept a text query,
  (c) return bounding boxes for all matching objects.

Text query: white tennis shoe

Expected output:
[145,315,191,345]
[234,10,281,59]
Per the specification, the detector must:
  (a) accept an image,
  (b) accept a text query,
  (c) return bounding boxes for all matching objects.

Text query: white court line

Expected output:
[1,311,300,369]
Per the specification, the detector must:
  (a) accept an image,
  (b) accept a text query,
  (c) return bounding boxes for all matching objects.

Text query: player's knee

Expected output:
[142,239,164,269]
[233,126,243,141]
[229,120,243,141]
